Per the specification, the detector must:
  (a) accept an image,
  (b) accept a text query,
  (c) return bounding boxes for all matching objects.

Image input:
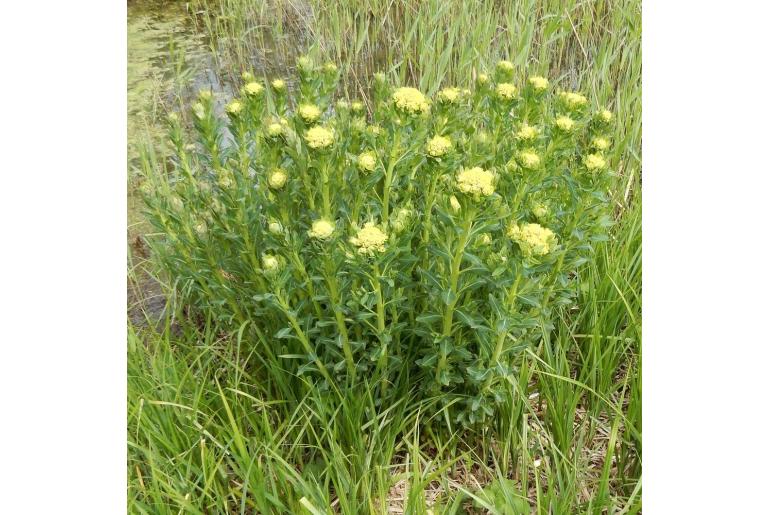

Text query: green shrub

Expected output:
[142,57,614,426]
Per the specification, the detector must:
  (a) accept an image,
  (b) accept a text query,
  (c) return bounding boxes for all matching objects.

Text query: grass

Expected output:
[128,0,641,512]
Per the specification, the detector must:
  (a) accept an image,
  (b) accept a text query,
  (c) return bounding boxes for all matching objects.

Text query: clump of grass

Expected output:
[141,56,615,427]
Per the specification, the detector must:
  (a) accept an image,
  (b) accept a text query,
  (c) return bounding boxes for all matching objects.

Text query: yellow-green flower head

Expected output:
[350,222,388,256]
[555,115,575,132]
[532,203,549,220]
[508,222,557,257]
[426,135,452,157]
[226,99,243,115]
[457,166,495,197]
[309,218,335,240]
[243,81,264,96]
[192,102,205,119]
[323,62,338,73]
[297,56,313,72]
[393,87,430,115]
[598,108,613,123]
[351,101,365,113]
[198,89,213,101]
[298,103,322,123]
[262,254,280,273]
[496,83,518,101]
[168,112,180,123]
[268,220,283,235]
[528,75,549,91]
[518,149,541,169]
[267,122,284,137]
[478,233,492,246]
[336,99,350,111]
[584,153,607,170]
[357,150,377,172]
[304,126,335,149]
[374,72,387,83]
[271,79,286,91]
[392,207,412,233]
[559,91,588,110]
[515,124,538,141]
[218,170,234,189]
[241,71,254,82]
[477,73,489,85]
[437,87,461,104]
[591,137,610,151]
[195,220,208,237]
[367,124,383,136]
[268,168,288,189]
[497,60,514,73]
[449,195,461,212]
[351,117,367,132]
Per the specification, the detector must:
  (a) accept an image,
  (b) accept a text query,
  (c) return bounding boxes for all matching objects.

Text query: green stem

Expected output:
[382,131,402,225]
[372,263,388,396]
[436,205,475,386]
[277,293,334,384]
[325,258,355,381]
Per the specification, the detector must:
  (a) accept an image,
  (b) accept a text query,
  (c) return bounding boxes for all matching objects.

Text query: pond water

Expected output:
[127,0,311,324]
[127,0,222,324]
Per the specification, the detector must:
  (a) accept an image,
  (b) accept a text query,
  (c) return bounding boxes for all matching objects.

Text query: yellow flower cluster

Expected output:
[456,167,495,197]
[591,137,610,151]
[508,223,558,257]
[243,82,264,96]
[297,56,313,72]
[323,62,338,73]
[598,109,613,123]
[267,122,284,137]
[351,101,364,113]
[437,87,461,104]
[357,151,376,172]
[584,153,607,170]
[268,168,288,189]
[271,79,286,91]
[528,76,549,91]
[262,254,280,273]
[298,103,321,123]
[559,91,588,109]
[198,90,213,101]
[350,222,389,256]
[555,115,575,131]
[309,219,335,240]
[496,83,517,101]
[304,126,334,149]
[392,207,412,233]
[477,73,489,85]
[426,135,452,157]
[226,99,243,115]
[268,220,283,235]
[497,60,514,73]
[516,124,538,141]
[392,87,430,115]
[532,203,549,220]
[518,149,541,169]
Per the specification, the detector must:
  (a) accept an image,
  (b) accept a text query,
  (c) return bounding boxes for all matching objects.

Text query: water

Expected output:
[127,0,220,325]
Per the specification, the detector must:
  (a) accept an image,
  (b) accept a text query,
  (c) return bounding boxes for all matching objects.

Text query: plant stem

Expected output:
[325,258,355,381]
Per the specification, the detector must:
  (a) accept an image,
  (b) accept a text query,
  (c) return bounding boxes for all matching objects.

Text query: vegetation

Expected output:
[129,0,641,512]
